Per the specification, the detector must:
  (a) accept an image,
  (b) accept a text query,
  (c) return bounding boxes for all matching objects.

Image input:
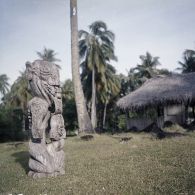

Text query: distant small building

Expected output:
[117,73,195,130]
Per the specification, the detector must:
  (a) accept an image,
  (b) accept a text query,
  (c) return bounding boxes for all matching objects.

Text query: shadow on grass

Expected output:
[12,151,29,173]
[141,131,187,139]
[141,123,188,139]
[163,132,187,138]
[7,142,24,148]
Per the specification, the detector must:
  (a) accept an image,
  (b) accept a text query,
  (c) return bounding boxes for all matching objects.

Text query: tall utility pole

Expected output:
[70,0,94,133]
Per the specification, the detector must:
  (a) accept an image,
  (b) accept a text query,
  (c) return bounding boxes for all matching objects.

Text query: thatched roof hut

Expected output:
[117,73,195,111]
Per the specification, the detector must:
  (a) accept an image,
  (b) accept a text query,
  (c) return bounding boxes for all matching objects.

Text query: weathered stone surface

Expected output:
[26,60,66,178]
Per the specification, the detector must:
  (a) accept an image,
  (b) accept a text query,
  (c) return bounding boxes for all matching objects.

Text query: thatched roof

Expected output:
[117,73,195,111]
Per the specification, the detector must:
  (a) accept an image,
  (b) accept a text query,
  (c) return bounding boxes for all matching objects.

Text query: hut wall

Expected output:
[126,104,185,130]
[157,116,164,128]
[164,104,185,124]
[127,116,164,130]
[127,118,153,131]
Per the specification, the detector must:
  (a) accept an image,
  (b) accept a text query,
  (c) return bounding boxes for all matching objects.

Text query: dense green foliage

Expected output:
[36,47,61,63]
[79,21,119,129]
[0,106,28,142]
[177,49,195,73]
[0,74,9,96]
[62,79,78,132]
[0,71,30,142]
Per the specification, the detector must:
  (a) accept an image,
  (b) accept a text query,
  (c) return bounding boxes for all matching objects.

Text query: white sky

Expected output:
[0,0,195,85]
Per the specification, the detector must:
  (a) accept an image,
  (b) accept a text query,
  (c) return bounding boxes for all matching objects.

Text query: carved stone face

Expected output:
[25,60,61,105]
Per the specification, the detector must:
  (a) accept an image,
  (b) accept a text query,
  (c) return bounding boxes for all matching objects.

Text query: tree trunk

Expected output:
[91,67,97,129]
[185,104,189,124]
[70,0,93,133]
[125,110,130,130]
[192,106,195,120]
[103,102,107,129]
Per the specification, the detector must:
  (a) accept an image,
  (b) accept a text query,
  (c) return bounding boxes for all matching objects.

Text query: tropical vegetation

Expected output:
[0,18,194,140]
[177,49,195,73]
[0,74,9,96]
[0,1,195,194]
[62,79,77,132]
[37,47,61,62]
[79,21,118,129]
[0,72,30,141]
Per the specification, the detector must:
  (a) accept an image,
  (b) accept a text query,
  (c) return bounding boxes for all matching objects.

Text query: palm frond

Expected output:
[89,21,107,35]
[78,30,89,38]
[36,47,61,62]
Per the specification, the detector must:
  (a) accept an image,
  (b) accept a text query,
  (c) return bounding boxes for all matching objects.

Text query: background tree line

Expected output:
[0,20,195,141]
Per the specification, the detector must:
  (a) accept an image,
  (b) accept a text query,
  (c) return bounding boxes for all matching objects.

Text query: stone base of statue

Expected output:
[28,139,65,178]
[25,60,66,178]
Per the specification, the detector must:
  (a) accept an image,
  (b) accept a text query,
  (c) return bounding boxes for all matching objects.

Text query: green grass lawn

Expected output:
[0,131,195,195]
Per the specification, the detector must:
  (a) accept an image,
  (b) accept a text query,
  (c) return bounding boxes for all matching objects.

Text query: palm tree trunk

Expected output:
[103,101,107,128]
[91,67,97,129]
[193,106,195,120]
[185,104,189,124]
[70,0,93,133]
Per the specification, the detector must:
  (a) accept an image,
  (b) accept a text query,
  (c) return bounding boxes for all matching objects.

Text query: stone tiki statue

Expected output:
[26,60,66,178]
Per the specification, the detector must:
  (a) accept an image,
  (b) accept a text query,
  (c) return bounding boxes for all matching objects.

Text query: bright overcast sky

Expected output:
[0,0,195,85]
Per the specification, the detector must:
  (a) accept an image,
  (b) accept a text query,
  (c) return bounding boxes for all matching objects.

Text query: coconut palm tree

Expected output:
[177,49,195,73]
[135,52,161,79]
[0,74,9,96]
[62,79,74,100]
[100,64,120,127]
[4,71,31,131]
[5,71,30,111]
[70,0,93,133]
[127,57,169,95]
[36,47,61,62]
[128,68,142,91]
[81,63,120,128]
[79,21,117,128]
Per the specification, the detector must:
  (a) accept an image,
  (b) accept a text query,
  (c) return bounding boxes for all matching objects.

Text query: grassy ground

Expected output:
[0,131,195,195]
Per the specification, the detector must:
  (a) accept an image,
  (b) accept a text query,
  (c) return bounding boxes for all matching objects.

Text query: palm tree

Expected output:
[128,68,142,91]
[79,21,117,128]
[4,71,31,131]
[126,55,169,94]
[70,0,93,133]
[81,63,120,128]
[118,74,130,98]
[36,47,61,62]
[177,49,195,73]
[157,68,171,75]
[62,79,74,100]
[5,71,30,110]
[0,74,9,96]
[100,64,120,128]
[135,52,161,79]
